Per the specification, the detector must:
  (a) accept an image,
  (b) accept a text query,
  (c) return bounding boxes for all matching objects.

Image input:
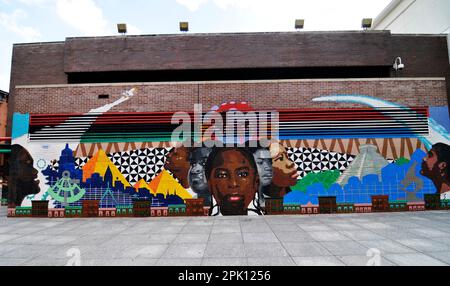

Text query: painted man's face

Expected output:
[164,146,190,188]
[253,149,273,187]
[188,148,212,193]
[9,145,40,206]
[270,143,299,187]
[421,149,446,180]
[208,149,258,215]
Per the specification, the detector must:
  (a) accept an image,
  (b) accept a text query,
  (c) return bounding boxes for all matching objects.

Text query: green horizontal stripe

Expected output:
[82,132,175,136]
[81,131,211,136]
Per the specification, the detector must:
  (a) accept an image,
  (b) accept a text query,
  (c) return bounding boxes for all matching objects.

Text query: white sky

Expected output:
[0,0,392,91]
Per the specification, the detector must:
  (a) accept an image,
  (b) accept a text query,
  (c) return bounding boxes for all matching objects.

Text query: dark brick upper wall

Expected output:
[63,31,391,72]
[7,42,67,136]
[10,42,67,88]
[7,31,450,136]
[9,32,449,87]
[389,35,450,105]
[389,35,449,78]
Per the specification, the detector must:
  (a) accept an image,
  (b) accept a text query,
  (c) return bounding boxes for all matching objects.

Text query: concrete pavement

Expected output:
[1,206,450,266]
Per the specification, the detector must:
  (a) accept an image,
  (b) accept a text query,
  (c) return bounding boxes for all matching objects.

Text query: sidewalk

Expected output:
[1,206,450,266]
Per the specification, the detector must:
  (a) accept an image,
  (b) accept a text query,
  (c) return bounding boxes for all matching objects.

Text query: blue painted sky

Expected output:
[0,0,391,91]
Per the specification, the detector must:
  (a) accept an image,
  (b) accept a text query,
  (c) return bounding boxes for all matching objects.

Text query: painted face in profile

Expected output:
[253,149,273,187]
[9,145,40,206]
[420,143,450,194]
[207,149,259,215]
[188,147,212,193]
[270,143,299,187]
[421,149,440,178]
[164,146,191,189]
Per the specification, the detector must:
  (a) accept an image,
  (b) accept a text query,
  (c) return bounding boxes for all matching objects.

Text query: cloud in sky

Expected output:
[175,0,391,31]
[0,0,391,91]
[0,71,10,93]
[0,9,41,41]
[175,0,249,12]
[18,0,50,5]
[176,0,209,12]
[55,0,110,36]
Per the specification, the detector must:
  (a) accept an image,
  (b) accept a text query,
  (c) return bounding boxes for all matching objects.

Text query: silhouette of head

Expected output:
[421,143,450,193]
[8,145,40,206]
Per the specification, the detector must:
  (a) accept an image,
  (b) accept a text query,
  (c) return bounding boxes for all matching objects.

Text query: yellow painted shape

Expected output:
[133,179,154,193]
[82,149,131,187]
[149,170,193,199]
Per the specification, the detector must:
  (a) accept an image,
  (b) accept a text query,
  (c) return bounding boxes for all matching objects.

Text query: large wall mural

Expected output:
[7,91,450,217]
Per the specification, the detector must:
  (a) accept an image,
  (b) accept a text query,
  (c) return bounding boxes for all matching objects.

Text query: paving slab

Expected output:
[274,231,314,243]
[292,256,345,266]
[156,258,202,266]
[209,233,243,243]
[320,241,369,256]
[248,257,296,266]
[326,223,363,231]
[425,251,450,264]
[282,242,332,257]
[308,231,351,242]
[385,253,448,266]
[0,258,34,266]
[240,223,273,233]
[298,224,333,232]
[406,228,450,238]
[181,225,212,234]
[173,233,210,244]
[121,244,169,259]
[162,243,206,258]
[337,255,397,266]
[211,224,241,234]
[244,242,289,258]
[84,258,158,266]
[204,243,245,258]
[2,206,450,266]
[340,230,386,241]
[268,223,303,233]
[356,240,417,254]
[243,232,279,243]
[202,257,248,266]
[394,238,450,252]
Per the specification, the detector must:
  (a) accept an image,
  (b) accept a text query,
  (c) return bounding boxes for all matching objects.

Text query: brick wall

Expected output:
[8,33,450,135]
[0,102,7,137]
[13,78,447,114]
[63,32,391,72]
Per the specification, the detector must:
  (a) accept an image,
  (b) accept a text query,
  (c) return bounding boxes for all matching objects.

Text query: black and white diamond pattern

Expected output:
[109,148,170,185]
[287,147,356,178]
[49,160,59,171]
[74,148,171,185]
[75,157,90,169]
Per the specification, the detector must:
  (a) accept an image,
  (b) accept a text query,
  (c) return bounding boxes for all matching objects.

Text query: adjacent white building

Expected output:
[372,0,450,62]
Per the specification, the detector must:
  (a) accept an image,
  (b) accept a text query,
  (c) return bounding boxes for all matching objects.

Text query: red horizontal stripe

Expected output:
[30,107,429,126]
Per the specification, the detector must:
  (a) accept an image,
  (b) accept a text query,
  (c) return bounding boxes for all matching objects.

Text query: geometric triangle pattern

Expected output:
[75,148,172,185]
[75,157,90,170]
[49,160,59,172]
[287,147,356,179]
